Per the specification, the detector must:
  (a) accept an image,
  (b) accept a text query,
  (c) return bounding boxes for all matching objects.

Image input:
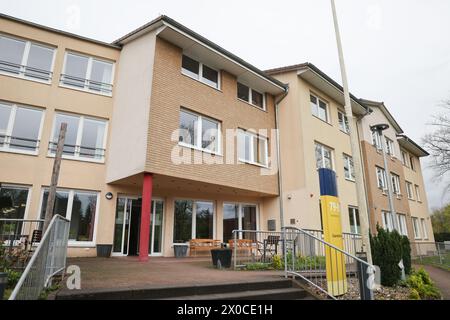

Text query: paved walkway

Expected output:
[61,256,283,294]
[414,264,450,299]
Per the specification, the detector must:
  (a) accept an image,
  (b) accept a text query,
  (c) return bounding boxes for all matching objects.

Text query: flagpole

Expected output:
[330,0,373,264]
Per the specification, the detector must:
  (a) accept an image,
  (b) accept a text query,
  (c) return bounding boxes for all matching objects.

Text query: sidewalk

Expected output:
[414,264,450,299]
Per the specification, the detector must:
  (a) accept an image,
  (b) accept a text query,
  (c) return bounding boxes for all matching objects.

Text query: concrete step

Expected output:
[160,287,311,300]
[56,278,295,300]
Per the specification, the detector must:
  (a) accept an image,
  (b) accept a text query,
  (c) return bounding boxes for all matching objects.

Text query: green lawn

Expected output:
[413,253,450,272]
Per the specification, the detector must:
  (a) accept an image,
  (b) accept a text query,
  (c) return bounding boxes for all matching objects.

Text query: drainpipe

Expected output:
[274,87,289,230]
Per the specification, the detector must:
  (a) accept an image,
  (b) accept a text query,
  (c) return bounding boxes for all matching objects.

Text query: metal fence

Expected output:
[411,241,450,268]
[8,215,70,300]
[231,228,374,300]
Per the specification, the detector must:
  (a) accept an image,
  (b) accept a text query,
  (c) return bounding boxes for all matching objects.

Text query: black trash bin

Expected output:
[173,244,188,258]
[96,244,112,258]
[211,248,232,268]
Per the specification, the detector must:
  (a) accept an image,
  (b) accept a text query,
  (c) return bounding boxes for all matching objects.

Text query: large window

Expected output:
[173,200,214,242]
[406,181,414,200]
[391,173,401,195]
[382,211,395,232]
[398,214,408,236]
[372,131,382,150]
[412,217,421,239]
[315,142,333,169]
[310,94,328,122]
[0,34,55,82]
[178,109,220,153]
[421,219,428,239]
[49,113,107,161]
[61,52,114,95]
[385,137,395,157]
[0,101,44,154]
[237,82,265,110]
[223,203,258,241]
[376,166,387,191]
[181,55,219,89]
[401,150,410,167]
[343,154,355,181]
[338,111,350,133]
[0,184,29,219]
[40,188,98,243]
[238,129,268,166]
[348,207,360,234]
[415,185,421,202]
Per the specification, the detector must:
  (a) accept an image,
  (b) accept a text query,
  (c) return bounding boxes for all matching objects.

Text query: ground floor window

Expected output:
[348,207,360,234]
[412,217,421,239]
[223,203,258,242]
[0,184,29,219]
[398,213,408,236]
[382,211,395,232]
[40,188,98,243]
[173,200,214,242]
[421,219,428,239]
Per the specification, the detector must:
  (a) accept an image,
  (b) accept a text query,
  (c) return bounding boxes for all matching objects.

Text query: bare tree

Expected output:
[422,101,450,193]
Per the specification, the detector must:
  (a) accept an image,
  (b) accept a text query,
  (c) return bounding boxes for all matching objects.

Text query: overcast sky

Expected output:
[1,0,449,209]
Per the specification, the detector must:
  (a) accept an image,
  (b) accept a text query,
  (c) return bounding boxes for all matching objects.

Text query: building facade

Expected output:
[0,14,435,258]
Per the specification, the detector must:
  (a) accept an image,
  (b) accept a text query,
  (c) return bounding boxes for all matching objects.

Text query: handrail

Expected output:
[9,214,70,300]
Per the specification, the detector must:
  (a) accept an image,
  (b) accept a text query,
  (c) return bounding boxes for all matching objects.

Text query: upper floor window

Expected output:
[315,142,333,169]
[421,219,428,239]
[181,55,219,89]
[238,129,268,167]
[415,184,421,202]
[310,94,328,122]
[0,101,44,155]
[391,173,401,195]
[49,112,107,162]
[401,150,410,167]
[385,137,395,157]
[412,217,421,239]
[343,154,355,181]
[406,181,414,200]
[0,34,55,83]
[60,52,114,95]
[410,155,416,171]
[376,166,387,191]
[348,207,360,234]
[372,131,382,150]
[178,108,220,153]
[338,111,350,133]
[237,82,266,110]
[382,211,395,232]
[397,214,408,236]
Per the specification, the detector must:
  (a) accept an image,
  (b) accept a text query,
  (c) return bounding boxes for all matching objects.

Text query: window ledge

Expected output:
[339,129,350,135]
[59,83,113,97]
[178,142,223,157]
[312,115,332,126]
[180,71,222,92]
[47,153,105,164]
[68,241,96,248]
[0,71,52,85]
[238,159,269,169]
[344,178,356,183]
[237,98,267,112]
[0,148,39,156]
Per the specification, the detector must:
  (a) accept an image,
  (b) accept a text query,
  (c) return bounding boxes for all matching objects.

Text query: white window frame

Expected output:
[376,166,388,191]
[421,219,428,239]
[315,142,334,170]
[348,206,360,234]
[397,213,408,236]
[382,211,394,232]
[37,187,100,247]
[48,112,108,163]
[223,202,259,240]
[401,150,410,168]
[0,183,32,221]
[173,199,216,243]
[178,108,222,155]
[343,153,355,181]
[391,173,401,196]
[310,93,328,122]
[372,131,382,150]
[237,82,266,111]
[415,185,421,202]
[60,51,115,96]
[412,217,421,239]
[181,54,221,90]
[338,111,350,133]
[406,181,414,200]
[0,101,45,156]
[385,137,395,157]
[0,34,56,84]
[238,129,269,167]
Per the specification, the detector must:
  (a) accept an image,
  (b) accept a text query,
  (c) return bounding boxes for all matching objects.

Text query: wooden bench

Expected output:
[228,239,256,255]
[189,239,221,256]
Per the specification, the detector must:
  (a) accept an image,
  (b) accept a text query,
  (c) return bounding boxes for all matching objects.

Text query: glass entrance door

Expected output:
[149,200,164,255]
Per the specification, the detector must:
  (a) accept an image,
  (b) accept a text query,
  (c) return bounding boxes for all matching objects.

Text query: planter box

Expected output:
[211,248,232,268]
[96,244,112,258]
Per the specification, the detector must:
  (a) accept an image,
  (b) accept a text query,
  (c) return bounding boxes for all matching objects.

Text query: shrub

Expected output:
[400,236,412,275]
[272,255,283,270]
[6,269,21,289]
[244,263,271,270]
[370,225,403,286]
[406,268,441,300]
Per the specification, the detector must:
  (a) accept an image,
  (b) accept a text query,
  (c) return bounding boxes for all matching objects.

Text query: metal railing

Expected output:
[0,59,53,81]
[411,241,450,268]
[0,135,40,152]
[231,228,375,300]
[60,74,113,94]
[9,215,70,300]
[48,141,106,160]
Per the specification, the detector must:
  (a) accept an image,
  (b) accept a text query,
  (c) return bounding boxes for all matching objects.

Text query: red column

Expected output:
[139,173,153,262]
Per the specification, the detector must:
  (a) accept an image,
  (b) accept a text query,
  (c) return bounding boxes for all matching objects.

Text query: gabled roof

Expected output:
[359,99,404,134]
[397,135,429,157]
[266,62,368,115]
[114,15,287,94]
